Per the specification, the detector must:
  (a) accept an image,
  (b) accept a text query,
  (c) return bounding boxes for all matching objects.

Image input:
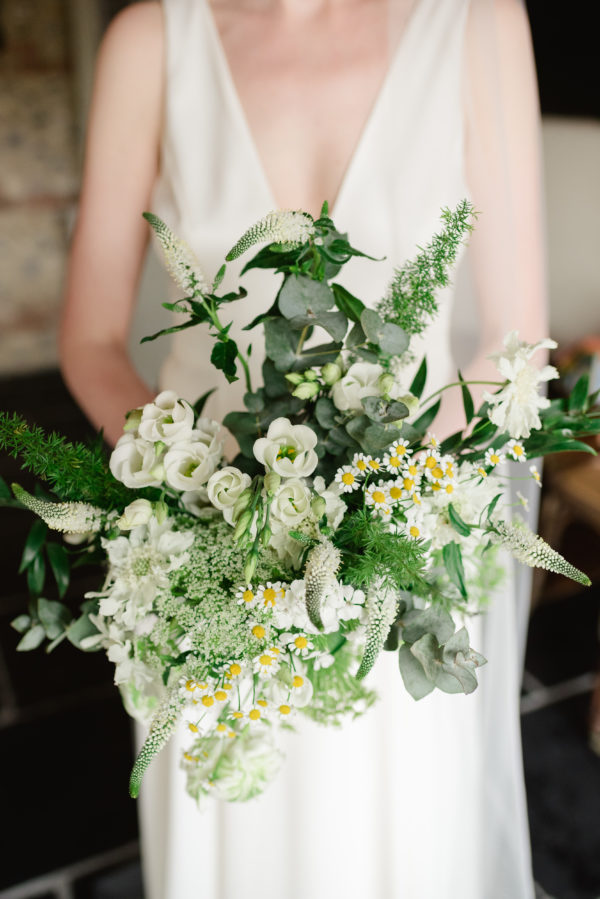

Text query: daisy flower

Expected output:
[236,584,258,609]
[507,439,527,462]
[352,453,370,474]
[529,464,542,487]
[484,448,505,468]
[334,465,361,493]
[365,482,392,517]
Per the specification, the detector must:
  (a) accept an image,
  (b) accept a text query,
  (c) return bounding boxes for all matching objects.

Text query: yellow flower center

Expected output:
[389,486,402,500]
[431,483,441,492]
[188,723,199,733]
[232,711,244,719]
[445,484,454,494]
[185,680,196,692]
[216,723,227,733]
[252,625,265,639]
[490,454,500,465]
[409,525,420,538]
[214,690,227,701]
[222,682,233,691]
[257,699,268,707]
[431,466,444,480]
[513,445,524,456]
[294,636,308,649]
[478,467,488,478]
[341,471,355,485]
[229,663,242,676]
[242,589,254,603]
[388,456,400,467]
[249,709,261,721]
[276,444,298,462]
[263,588,277,606]
[425,456,437,469]
[403,478,414,491]
[270,646,281,655]
[292,675,304,688]
[356,459,368,471]
[259,654,273,666]
[407,464,418,476]
[368,459,380,470]
[279,705,291,715]
[372,490,386,504]
[202,695,214,707]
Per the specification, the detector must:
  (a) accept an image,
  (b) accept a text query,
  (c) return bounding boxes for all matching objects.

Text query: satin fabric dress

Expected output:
[138,1,535,896]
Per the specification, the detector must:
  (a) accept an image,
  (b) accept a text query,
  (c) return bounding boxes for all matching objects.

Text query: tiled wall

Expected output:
[0,0,78,375]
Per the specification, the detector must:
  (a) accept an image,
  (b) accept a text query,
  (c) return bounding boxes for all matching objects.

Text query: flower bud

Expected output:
[264,472,281,496]
[154,500,169,524]
[233,509,253,541]
[303,369,319,382]
[116,498,153,530]
[377,373,396,397]
[260,525,272,548]
[321,363,342,386]
[243,553,258,584]
[292,381,320,401]
[232,488,253,520]
[285,372,304,386]
[311,496,327,520]
[397,392,420,415]
[149,462,166,482]
[123,408,143,433]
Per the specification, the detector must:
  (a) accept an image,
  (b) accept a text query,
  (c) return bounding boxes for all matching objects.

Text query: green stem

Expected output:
[200,297,254,394]
[296,325,310,357]
[421,380,504,406]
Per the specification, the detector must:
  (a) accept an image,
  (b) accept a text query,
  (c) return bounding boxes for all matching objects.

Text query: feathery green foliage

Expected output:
[0,412,131,507]
[376,200,476,335]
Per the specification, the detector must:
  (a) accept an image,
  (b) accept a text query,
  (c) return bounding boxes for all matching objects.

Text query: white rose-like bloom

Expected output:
[164,439,221,492]
[117,498,154,530]
[207,467,251,524]
[483,331,559,439]
[271,478,312,529]
[193,417,224,455]
[253,418,318,478]
[332,362,384,412]
[109,433,165,488]
[138,390,195,445]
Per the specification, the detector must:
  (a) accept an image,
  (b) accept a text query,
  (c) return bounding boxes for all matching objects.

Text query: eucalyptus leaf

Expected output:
[345,322,366,348]
[398,644,434,700]
[37,597,72,640]
[278,275,334,318]
[244,390,265,413]
[67,614,101,650]
[401,606,455,645]
[361,396,409,425]
[11,614,31,634]
[315,397,338,430]
[410,632,441,682]
[262,360,289,397]
[264,318,298,371]
[289,310,348,342]
[16,624,45,651]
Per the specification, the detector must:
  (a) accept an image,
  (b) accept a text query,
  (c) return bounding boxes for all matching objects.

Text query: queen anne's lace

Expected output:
[225,210,315,260]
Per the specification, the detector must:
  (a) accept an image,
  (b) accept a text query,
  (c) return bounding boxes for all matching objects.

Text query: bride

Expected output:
[60,1,546,897]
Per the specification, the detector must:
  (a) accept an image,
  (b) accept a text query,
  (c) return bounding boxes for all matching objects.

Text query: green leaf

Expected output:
[19,519,47,574]
[212,263,226,291]
[46,542,70,599]
[411,399,441,435]
[37,597,72,639]
[264,318,299,371]
[262,359,289,398]
[210,338,238,383]
[314,397,338,430]
[411,632,441,682]
[523,433,596,457]
[0,476,11,500]
[361,396,409,425]
[331,283,365,323]
[568,373,590,414]
[192,388,216,418]
[439,430,464,454]
[27,553,46,597]
[409,358,427,399]
[289,310,348,343]
[240,244,300,275]
[360,309,408,356]
[442,541,467,599]
[458,370,474,424]
[67,614,101,649]
[244,390,265,413]
[447,503,471,537]
[486,493,503,522]
[16,624,45,651]
[398,644,434,700]
[11,614,31,634]
[462,418,498,447]
[345,322,366,348]
[141,317,205,344]
[278,275,334,318]
[401,606,455,645]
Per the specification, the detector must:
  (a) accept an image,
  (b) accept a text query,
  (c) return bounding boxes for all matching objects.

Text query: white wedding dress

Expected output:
[138,0,536,896]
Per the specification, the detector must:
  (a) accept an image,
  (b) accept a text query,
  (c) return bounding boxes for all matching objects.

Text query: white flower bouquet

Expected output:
[2,202,598,804]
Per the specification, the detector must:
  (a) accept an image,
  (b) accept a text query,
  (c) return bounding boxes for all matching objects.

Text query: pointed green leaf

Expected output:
[331,283,365,323]
[409,357,427,399]
[19,519,47,574]
[16,624,45,651]
[442,541,467,599]
[46,542,71,599]
[458,370,474,424]
[568,373,589,414]
[193,388,217,418]
[447,503,472,537]
[210,338,238,383]
[27,553,46,597]
[411,399,441,435]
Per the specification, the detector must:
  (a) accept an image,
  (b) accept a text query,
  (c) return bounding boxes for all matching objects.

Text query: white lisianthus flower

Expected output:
[312,476,347,530]
[117,499,154,531]
[271,478,312,528]
[164,438,222,492]
[193,417,223,454]
[138,390,195,445]
[109,433,165,488]
[207,467,252,524]
[180,489,210,516]
[483,331,559,439]
[253,418,318,478]
[331,362,384,412]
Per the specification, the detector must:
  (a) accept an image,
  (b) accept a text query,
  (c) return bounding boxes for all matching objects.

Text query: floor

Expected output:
[0,370,599,899]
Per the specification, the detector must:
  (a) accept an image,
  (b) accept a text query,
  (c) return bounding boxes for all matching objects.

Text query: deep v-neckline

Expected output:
[203,0,426,218]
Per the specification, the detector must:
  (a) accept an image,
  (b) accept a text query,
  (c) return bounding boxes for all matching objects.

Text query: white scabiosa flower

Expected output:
[207,467,252,524]
[138,391,196,445]
[144,213,210,296]
[109,433,165,488]
[483,331,559,439]
[253,417,318,478]
[225,210,315,260]
[12,485,103,534]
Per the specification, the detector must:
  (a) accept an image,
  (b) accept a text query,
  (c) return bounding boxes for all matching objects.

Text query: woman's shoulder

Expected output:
[101,1,163,65]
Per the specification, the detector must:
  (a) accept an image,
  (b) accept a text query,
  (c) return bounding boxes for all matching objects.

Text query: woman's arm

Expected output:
[60,2,164,445]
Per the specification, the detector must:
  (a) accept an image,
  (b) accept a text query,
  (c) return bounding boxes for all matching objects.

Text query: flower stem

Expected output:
[420,380,504,405]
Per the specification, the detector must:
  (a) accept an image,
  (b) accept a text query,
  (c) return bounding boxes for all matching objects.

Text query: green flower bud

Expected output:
[233,509,253,541]
[303,369,319,382]
[311,495,327,519]
[149,463,165,481]
[232,488,253,520]
[244,553,258,584]
[321,362,342,386]
[397,392,420,415]
[285,372,304,386]
[264,472,281,496]
[154,500,169,524]
[292,381,320,400]
[377,373,396,396]
[123,407,143,432]
[260,525,272,548]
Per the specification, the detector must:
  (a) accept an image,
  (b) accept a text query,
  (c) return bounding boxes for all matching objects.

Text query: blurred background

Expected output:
[0,1,598,897]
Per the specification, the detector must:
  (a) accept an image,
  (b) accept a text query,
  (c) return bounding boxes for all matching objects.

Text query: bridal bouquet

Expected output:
[2,202,598,804]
